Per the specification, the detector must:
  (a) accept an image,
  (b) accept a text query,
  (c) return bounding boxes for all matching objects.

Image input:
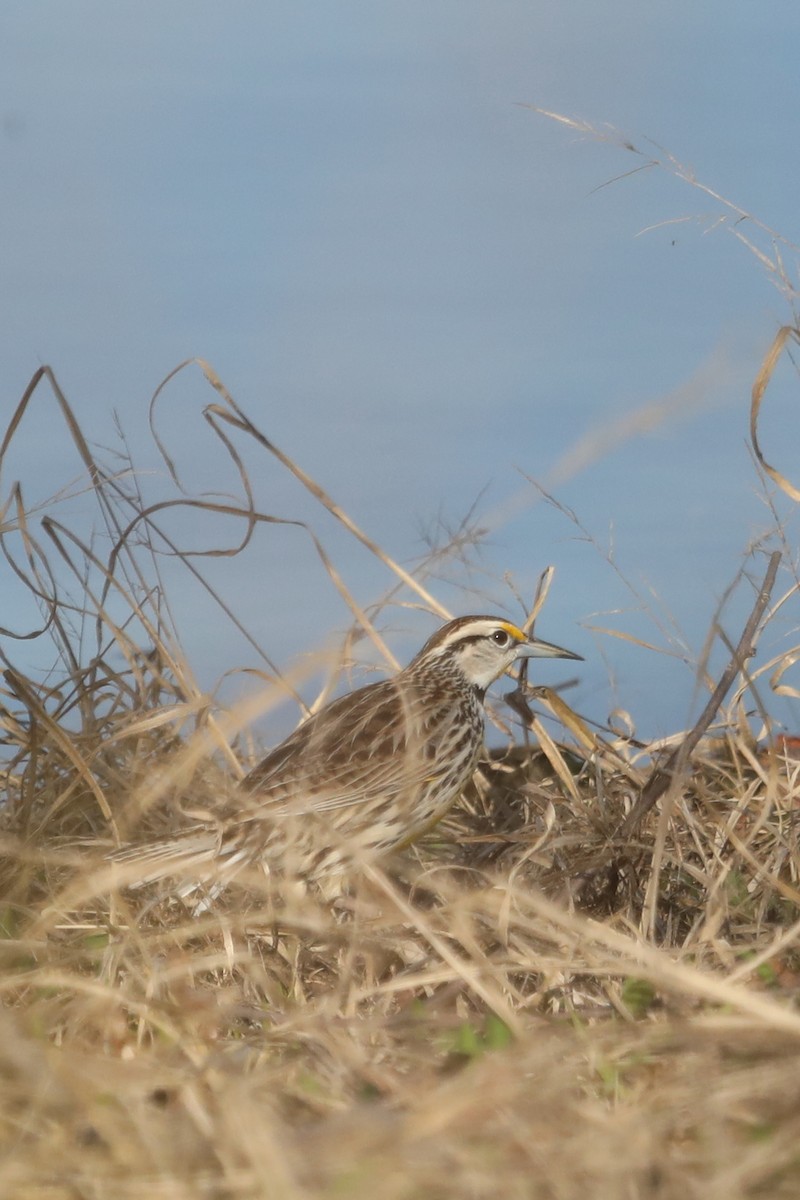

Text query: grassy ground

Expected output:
[1,346,799,1198]
[2,678,799,1199]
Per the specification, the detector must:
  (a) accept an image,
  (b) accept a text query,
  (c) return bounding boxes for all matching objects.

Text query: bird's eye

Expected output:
[492,629,511,647]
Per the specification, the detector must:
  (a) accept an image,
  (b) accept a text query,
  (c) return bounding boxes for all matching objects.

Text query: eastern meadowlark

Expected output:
[113,615,581,906]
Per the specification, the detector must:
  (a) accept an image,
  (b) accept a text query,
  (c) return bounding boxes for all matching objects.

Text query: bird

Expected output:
[111,615,582,907]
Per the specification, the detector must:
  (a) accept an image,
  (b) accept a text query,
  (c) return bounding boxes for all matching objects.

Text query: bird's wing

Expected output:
[240,678,467,817]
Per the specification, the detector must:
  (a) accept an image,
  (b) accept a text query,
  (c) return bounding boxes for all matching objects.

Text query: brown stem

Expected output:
[620,550,781,837]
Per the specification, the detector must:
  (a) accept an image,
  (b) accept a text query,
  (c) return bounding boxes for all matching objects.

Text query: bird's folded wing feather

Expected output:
[240,678,469,817]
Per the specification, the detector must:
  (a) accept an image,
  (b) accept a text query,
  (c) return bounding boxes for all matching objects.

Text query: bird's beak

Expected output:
[517,636,583,662]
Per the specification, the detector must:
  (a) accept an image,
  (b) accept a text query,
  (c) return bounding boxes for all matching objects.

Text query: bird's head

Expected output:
[413,615,582,694]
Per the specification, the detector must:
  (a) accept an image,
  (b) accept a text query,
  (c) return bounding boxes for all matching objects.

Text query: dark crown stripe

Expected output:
[418,615,516,657]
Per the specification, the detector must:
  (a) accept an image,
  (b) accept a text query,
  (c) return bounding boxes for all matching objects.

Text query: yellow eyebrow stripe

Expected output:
[499,621,528,642]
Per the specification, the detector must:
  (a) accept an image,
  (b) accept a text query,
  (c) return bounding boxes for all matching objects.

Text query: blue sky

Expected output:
[2,3,799,740]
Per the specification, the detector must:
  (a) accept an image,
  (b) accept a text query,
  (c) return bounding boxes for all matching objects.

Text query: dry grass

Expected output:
[1,338,799,1200]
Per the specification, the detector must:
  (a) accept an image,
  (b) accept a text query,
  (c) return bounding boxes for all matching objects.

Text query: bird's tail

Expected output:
[109,827,227,911]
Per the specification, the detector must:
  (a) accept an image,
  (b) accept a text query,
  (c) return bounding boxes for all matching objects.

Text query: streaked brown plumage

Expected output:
[113,615,581,907]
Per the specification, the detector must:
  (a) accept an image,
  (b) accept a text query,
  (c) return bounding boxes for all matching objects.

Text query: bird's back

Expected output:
[239,669,483,837]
